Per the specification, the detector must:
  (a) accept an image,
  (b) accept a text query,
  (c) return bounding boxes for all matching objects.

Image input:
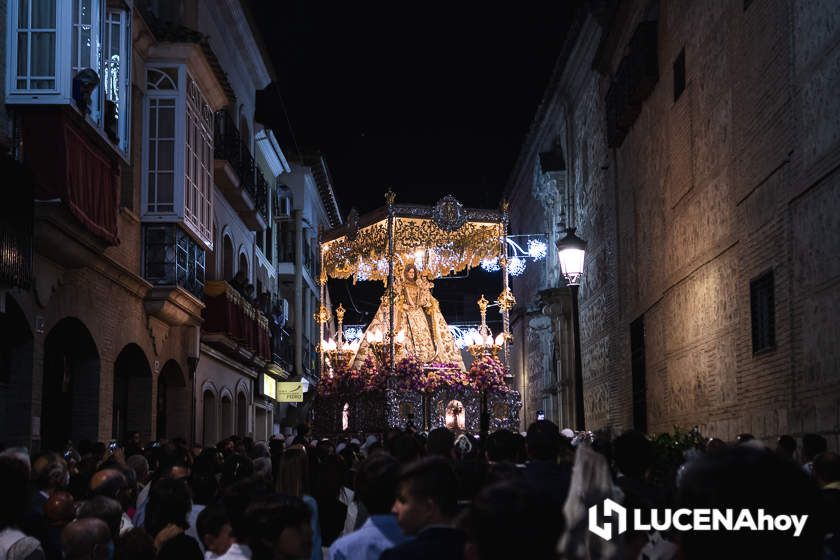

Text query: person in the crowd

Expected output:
[196,505,233,559]
[43,492,75,560]
[387,433,423,465]
[220,477,270,560]
[30,453,69,513]
[462,480,559,560]
[144,478,202,560]
[677,445,823,559]
[123,432,143,458]
[427,428,455,459]
[185,471,217,546]
[813,451,840,557]
[522,420,571,524]
[23,453,68,558]
[277,448,322,560]
[220,455,254,491]
[484,430,517,465]
[612,429,665,509]
[328,454,407,560]
[383,456,464,560]
[127,455,150,500]
[802,433,828,476]
[0,456,44,560]
[705,437,727,453]
[76,497,122,541]
[736,433,755,445]
[89,469,134,535]
[0,448,31,478]
[116,527,156,560]
[253,458,273,484]
[776,434,797,461]
[60,518,110,560]
[243,496,313,560]
[311,450,345,549]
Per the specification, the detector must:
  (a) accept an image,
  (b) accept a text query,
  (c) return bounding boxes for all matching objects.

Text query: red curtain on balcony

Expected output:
[204,292,271,361]
[23,108,120,245]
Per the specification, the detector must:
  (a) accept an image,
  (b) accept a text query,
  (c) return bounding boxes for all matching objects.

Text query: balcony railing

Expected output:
[203,280,271,361]
[271,327,295,373]
[213,109,269,227]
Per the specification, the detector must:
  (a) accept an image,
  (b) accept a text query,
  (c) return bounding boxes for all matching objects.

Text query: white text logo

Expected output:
[588,499,808,541]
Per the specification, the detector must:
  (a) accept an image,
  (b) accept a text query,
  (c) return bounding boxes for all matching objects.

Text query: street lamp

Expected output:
[556,227,587,430]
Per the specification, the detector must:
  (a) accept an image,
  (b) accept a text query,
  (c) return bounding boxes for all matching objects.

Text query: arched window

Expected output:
[202,389,217,445]
[239,253,249,279]
[223,235,234,281]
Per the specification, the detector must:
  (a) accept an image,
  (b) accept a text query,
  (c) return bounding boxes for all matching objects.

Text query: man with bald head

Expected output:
[61,518,111,560]
[90,469,134,536]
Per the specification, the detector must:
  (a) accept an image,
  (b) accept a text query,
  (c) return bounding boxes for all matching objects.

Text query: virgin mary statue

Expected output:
[352,264,465,370]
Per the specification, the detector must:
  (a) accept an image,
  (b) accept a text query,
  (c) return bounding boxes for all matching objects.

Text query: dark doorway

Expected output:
[221,394,232,438]
[42,317,100,451]
[237,391,248,437]
[203,389,217,445]
[630,315,647,433]
[112,344,152,442]
[156,360,188,440]
[0,294,34,446]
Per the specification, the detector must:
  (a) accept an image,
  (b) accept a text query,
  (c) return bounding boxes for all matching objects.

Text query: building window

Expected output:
[184,77,214,246]
[71,0,102,121]
[673,48,686,101]
[145,69,177,214]
[103,9,130,151]
[750,270,775,354]
[143,66,214,251]
[11,0,58,91]
[143,224,206,299]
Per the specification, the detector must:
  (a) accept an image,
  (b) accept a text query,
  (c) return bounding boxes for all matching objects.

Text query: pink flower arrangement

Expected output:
[319,354,510,397]
[468,355,510,393]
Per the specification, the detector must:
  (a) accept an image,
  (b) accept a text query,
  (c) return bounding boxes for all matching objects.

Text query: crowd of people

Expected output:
[0,423,838,560]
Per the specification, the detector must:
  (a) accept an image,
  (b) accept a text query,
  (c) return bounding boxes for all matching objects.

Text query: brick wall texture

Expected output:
[509,0,840,447]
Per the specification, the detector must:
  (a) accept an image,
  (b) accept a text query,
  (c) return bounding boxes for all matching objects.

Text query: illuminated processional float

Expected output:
[313,192,521,437]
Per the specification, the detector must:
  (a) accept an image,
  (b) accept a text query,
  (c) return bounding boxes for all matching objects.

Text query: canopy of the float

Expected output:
[320,196,505,283]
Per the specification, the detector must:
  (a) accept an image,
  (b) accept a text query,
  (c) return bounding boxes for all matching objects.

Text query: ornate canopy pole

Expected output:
[497,200,515,371]
[386,189,396,371]
[316,226,329,377]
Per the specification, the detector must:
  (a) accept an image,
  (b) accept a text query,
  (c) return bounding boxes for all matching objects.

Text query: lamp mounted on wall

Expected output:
[556,226,587,430]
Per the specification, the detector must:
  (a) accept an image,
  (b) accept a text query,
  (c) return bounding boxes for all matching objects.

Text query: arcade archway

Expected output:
[42,317,100,451]
[112,344,152,442]
[0,294,33,445]
[156,360,189,441]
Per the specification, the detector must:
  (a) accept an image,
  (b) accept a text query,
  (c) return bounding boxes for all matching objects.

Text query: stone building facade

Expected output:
[0,0,313,450]
[508,0,840,447]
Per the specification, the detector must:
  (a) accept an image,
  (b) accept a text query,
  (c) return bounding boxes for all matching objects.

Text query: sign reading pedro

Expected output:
[277,382,304,402]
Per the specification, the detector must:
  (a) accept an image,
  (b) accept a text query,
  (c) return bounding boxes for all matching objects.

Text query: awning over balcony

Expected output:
[22,108,120,245]
[204,281,271,361]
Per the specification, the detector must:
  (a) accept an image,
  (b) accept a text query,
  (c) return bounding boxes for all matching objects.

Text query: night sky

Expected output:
[251,1,580,324]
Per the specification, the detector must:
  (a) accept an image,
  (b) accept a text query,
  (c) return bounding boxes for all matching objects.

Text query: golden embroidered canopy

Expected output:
[320,196,506,283]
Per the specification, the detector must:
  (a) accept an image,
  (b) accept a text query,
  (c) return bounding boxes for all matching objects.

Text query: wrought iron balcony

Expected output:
[213,109,268,230]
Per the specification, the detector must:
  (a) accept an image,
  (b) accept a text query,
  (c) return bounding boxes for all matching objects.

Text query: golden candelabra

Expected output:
[319,303,359,373]
[467,294,506,358]
[364,327,405,368]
